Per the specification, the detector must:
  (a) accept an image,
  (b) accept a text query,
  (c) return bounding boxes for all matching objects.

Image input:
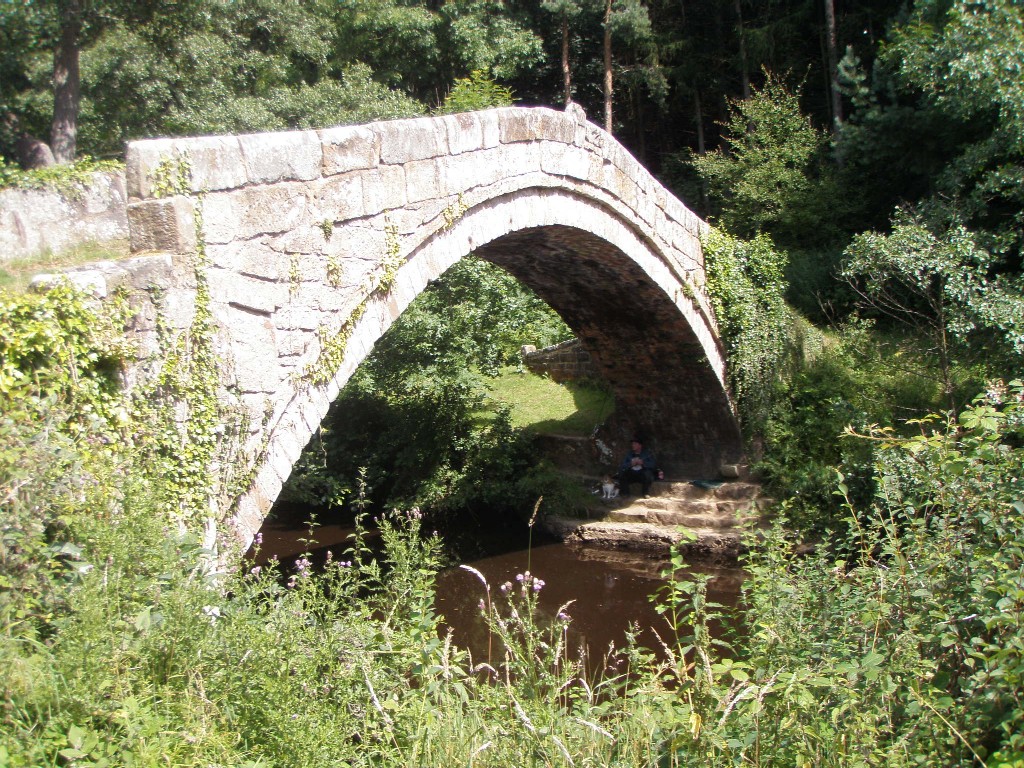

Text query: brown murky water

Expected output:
[251,515,744,663]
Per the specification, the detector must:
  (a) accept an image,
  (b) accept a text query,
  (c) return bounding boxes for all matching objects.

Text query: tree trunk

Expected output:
[823,0,843,130]
[561,15,572,105]
[604,0,613,133]
[51,0,82,165]
[693,89,705,155]
[733,0,750,100]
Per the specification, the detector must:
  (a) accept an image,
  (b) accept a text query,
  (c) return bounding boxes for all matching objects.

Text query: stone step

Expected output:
[588,478,764,502]
[634,496,768,514]
[653,480,764,501]
[568,475,771,561]
[546,517,747,561]
[606,507,759,529]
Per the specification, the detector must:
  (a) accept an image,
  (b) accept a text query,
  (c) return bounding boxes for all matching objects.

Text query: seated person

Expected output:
[617,437,656,497]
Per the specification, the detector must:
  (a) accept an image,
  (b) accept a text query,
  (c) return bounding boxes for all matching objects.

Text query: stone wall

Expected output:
[0,171,129,262]
[522,338,600,383]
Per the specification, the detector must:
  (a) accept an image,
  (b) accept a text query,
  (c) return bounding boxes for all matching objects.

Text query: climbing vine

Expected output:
[151,154,192,198]
[702,228,793,434]
[300,218,405,387]
[376,220,403,293]
[442,193,468,231]
[132,155,258,530]
[326,254,345,288]
[289,253,302,298]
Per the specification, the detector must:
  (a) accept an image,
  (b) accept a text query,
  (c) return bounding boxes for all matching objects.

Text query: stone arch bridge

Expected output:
[95,104,742,552]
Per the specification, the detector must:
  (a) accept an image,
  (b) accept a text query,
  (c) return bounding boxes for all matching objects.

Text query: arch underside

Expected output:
[474,226,742,476]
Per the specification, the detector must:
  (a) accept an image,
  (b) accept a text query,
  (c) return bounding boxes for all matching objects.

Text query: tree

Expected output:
[435,71,514,115]
[837,0,1024,268]
[842,210,1024,410]
[50,0,81,163]
[540,0,586,105]
[688,76,837,245]
[602,0,653,134]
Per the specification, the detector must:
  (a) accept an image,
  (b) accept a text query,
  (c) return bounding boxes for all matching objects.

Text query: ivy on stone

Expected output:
[702,228,792,435]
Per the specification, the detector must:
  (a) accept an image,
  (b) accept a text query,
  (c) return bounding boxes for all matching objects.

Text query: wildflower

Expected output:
[533,578,545,592]
[478,599,487,613]
[557,610,570,621]
[294,556,311,575]
[202,605,221,624]
[253,532,263,547]
[500,581,512,594]
[249,565,262,577]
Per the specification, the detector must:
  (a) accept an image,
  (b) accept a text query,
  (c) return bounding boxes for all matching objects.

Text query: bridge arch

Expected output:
[123,105,742,550]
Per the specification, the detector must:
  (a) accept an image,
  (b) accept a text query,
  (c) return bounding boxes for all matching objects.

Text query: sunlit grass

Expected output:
[483,367,615,436]
[0,238,129,293]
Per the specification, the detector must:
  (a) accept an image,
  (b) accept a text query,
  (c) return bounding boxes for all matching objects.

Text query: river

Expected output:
[250,513,745,664]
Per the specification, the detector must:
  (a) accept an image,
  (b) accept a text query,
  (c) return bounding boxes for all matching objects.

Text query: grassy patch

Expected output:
[483,367,614,435]
[0,238,129,293]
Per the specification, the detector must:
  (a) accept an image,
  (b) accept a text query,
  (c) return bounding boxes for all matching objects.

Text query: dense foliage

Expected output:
[3,282,1024,766]
[280,255,586,524]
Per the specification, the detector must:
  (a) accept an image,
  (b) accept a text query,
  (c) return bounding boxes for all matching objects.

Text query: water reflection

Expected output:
[435,539,743,666]
[249,515,745,665]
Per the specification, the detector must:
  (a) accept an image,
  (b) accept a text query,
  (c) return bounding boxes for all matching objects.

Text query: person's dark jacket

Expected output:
[619,447,655,474]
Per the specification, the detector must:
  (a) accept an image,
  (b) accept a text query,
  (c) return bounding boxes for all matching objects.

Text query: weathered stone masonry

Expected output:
[69,104,743,554]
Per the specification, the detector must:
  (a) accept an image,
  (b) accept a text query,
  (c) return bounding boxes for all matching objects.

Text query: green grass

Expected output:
[0,238,129,293]
[483,367,615,436]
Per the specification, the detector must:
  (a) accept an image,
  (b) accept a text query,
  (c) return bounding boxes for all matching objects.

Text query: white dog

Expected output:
[601,475,619,500]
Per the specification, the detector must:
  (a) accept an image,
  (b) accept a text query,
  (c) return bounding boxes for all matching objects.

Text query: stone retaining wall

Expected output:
[0,171,129,262]
[522,338,600,383]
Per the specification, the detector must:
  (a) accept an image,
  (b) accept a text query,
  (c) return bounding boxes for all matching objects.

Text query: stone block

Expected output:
[255,461,285,506]
[230,496,264,548]
[376,117,447,164]
[475,110,503,149]
[361,164,406,216]
[275,328,312,357]
[238,130,322,184]
[404,159,443,204]
[272,422,307,466]
[536,109,576,143]
[29,270,108,297]
[315,173,365,222]
[442,147,511,195]
[275,305,325,332]
[208,268,288,315]
[125,138,177,199]
[540,142,591,181]
[499,107,574,144]
[202,184,310,244]
[319,125,380,175]
[181,135,248,192]
[127,197,197,254]
[439,112,485,155]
